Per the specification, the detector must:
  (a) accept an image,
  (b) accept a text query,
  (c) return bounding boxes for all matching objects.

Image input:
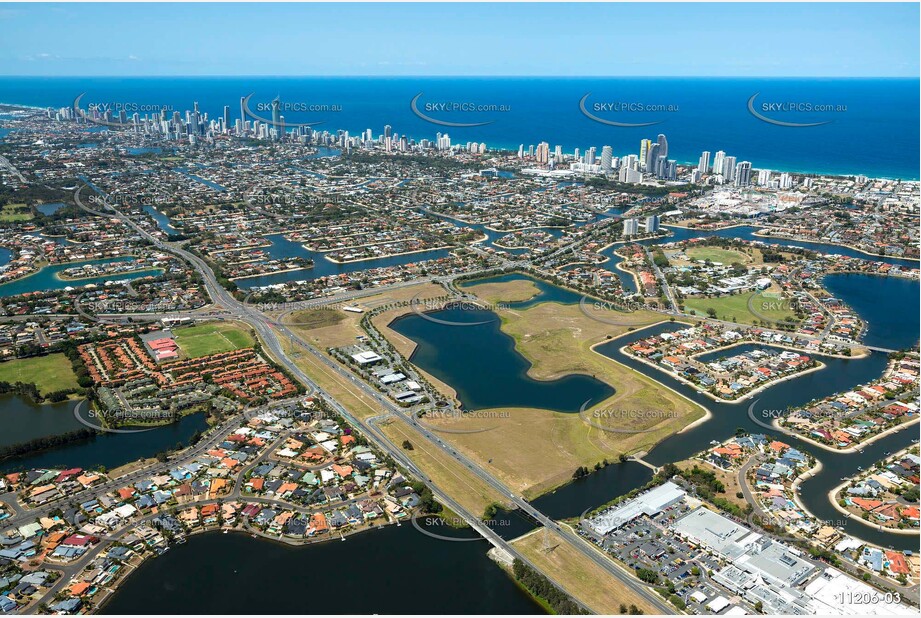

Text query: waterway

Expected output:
[143,205,179,235]
[0,408,209,474]
[172,166,227,191]
[0,395,82,449]
[101,527,542,614]
[394,267,919,549]
[0,257,164,298]
[594,225,918,297]
[24,221,921,609]
[390,304,613,412]
[34,202,67,216]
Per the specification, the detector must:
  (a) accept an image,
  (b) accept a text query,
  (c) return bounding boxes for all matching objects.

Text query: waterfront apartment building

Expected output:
[645,214,660,232]
[712,150,726,176]
[601,145,613,173]
[639,139,652,170]
[722,155,737,182]
[698,150,710,174]
[735,161,752,187]
[623,217,639,236]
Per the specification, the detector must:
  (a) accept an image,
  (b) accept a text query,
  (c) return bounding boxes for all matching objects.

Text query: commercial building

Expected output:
[582,481,685,537]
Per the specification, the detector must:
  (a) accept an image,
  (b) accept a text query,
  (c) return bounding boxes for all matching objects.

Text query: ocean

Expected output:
[0,76,918,179]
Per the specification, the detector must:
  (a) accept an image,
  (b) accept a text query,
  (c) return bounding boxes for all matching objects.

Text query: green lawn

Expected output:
[173,322,256,358]
[683,291,797,325]
[0,354,79,394]
[0,203,34,222]
[685,246,749,265]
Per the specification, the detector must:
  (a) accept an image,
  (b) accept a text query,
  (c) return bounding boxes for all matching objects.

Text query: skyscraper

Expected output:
[698,151,710,174]
[734,161,752,187]
[656,134,668,159]
[655,154,667,179]
[239,97,246,135]
[271,98,281,133]
[639,139,652,169]
[623,218,639,237]
[712,150,725,176]
[645,215,660,233]
[645,143,659,173]
[722,156,737,181]
[384,125,392,140]
[601,145,613,173]
[223,106,230,132]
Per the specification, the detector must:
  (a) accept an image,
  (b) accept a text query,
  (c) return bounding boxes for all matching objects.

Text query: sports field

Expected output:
[684,245,750,264]
[0,203,33,222]
[0,353,79,394]
[173,322,255,358]
[683,290,797,325]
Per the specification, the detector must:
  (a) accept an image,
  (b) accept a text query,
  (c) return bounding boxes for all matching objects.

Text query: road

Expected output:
[69,183,669,613]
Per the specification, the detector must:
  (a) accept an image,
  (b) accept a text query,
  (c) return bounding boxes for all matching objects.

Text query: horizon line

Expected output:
[0,74,918,80]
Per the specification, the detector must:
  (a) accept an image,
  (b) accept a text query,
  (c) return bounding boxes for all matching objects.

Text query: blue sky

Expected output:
[0,3,918,77]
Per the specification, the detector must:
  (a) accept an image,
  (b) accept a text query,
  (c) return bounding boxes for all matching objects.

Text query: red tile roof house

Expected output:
[885,551,910,575]
[61,534,99,548]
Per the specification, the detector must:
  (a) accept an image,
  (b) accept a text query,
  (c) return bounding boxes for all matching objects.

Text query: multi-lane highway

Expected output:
[68,183,674,613]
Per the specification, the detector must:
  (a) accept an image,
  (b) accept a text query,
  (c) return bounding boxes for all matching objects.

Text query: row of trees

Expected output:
[511,559,590,615]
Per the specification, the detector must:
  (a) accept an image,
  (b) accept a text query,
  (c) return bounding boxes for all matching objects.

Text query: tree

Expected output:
[401,440,413,450]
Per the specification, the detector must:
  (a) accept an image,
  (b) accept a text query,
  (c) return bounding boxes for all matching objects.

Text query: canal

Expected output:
[0,257,164,298]
[100,527,543,615]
